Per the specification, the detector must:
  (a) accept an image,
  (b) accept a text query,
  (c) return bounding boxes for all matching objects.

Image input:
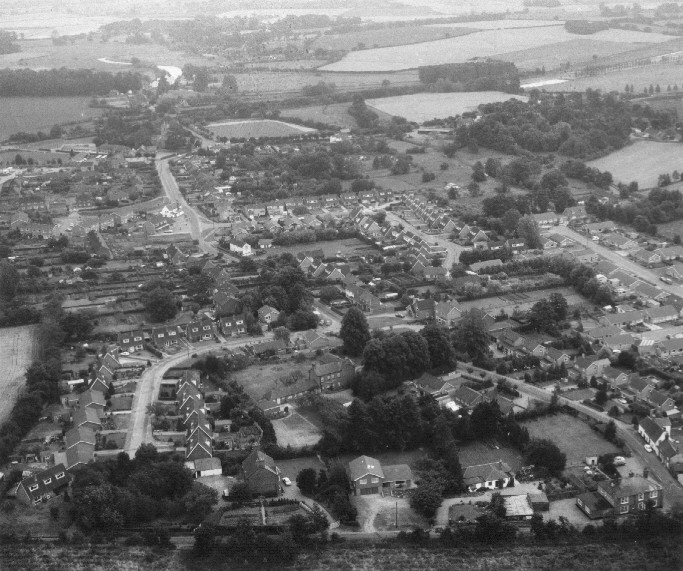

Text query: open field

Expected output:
[282,102,394,129]
[265,238,376,259]
[0,36,213,71]
[206,119,315,139]
[459,441,525,472]
[320,27,672,72]
[588,140,682,188]
[521,414,619,465]
[366,92,527,122]
[231,360,307,402]
[272,411,322,448]
[542,64,683,94]
[373,498,428,531]
[1,541,681,570]
[0,97,101,142]
[309,25,479,52]
[0,325,37,426]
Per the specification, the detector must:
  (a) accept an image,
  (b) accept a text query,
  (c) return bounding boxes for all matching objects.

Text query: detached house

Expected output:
[242,450,281,497]
[16,464,71,506]
[463,461,513,492]
[435,300,462,328]
[310,354,355,391]
[408,298,435,321]
[596,476,663,515]
[229,240,253,257]
[638,416,669,455]
[117,330,144,353]
[258,305,280,324]
[220,313,246,337]
[347,455,413,496]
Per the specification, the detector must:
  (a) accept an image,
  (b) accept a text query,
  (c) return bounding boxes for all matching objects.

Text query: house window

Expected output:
[203,326,211,330]
[169,331,176,336]
[55,473,64,480]
[371,478,379,484]
[43,478,51,485]
[650,490,658,498]
[620,497,628,504]
[134,336,142,342]
[122,338,129,344]
[359,479,367,485]
[638,502,645,511]
[620,505,628,514]
[192,328,198,333]
[29,484,39,492]
[638,493,644,501]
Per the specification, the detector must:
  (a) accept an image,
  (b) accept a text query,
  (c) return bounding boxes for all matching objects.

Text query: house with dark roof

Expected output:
[645,389,676,413]
[411,372,458,399]
[346,455,413,496]
[219,313,246,337]
[435,300,462,327]
[71,407,102,431]
[407,298,435,321]
[186,428,213,462]
[638,416,668,455]
[258,305,280,324]
[295,329,332,351]
[596,476,663,515]
[452,385,488,409]
[16,464,71,506]
[462,461,513,492]
[309,354,355,391]
[186,315,215,343]
[242,450,281,497]
[117,329,145,353]
[602,366,632,389]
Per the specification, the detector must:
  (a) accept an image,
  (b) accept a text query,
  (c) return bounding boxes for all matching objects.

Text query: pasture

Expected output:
[0,97,101,142]
[282,102,394,129]
[272,412,322,448]
[521,414,619,465]
[366,92,528,122]
[320,27,672,72]
[459,441,524,472]
[588,140,682,188]
[0,325,37,426]
[206,119,315,139]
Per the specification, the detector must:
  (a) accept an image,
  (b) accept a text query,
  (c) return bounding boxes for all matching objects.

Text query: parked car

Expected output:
[644,444,653,453]
[614,456,626,466]
[282,477,292,486]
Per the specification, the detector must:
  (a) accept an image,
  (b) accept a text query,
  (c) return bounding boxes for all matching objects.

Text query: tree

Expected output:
[340,307,371,356]
[548,292,568,321]
[0,261,20,300]
[525,439,566,476]
[595,389,608,406]
[516,215,542,249]
[420,323,457,369]
[296,468,318,496]
[273,326,290,345]
[502,209,521,233]
[142,287,178,322]
[467,181,480,197]
[472,161,486,182]
[605,420,617,440]
[451,310,490,362]
[409,482,443,521]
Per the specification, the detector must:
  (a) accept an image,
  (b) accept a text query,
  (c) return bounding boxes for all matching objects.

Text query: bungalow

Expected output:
[601,310,643,328]
[78,389,106,412]
[252,339,288,359]
[257,305,280,324]
[603,333,638,352]
[296,329,332,351]
[584,325,622,341]
[242,450,281,497]
[344,284,383,313]
[602,366,632,388]
[632,281,667,302]
[548,233,573,247]
[655,245,683,261]
[544,347,572,367]
[632,249,662,266]
[424,266,451,280]
[573,355,610,379]
[469,259,503,273]
[16,464,71,506]
[243,204,267,218]
[463,461,513,492]
[646,389,676,413]
[258,238,273,249]
[452,385,488,409]
[658,337,683,356]
[584,220,616,234]
[412,372,458,400]
[602,233,637,250]
[533,212,560,228]
[347,455,413,496]
[645,305,678,324]
[229,240,253,257]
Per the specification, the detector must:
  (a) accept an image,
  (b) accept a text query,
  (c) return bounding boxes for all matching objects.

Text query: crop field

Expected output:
[0,325,37,426]
[588,140,682,188]
[206,119,315,139]
[0,97,101,142]
[542,63,683,94]
[320,27,672,72]
[521,414,619,465]
[309,25,479,52]
[366,92,527,122]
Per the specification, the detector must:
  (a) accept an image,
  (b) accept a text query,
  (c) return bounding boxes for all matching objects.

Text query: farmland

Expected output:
[309,25,479,52]
[521,414,619,465]
[320,27,673,72]
[588,140,682,188]
[206,119,316,139]
[366,92,528,122]
[0,97,101,142]
[0,325,37,426]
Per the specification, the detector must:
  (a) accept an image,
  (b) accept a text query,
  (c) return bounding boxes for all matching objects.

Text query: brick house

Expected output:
[186,315,215,343]
[117,330,144,353]
[309,354,355,391]
[219,313,246,336]
[596,476,663,515]
[16,464,71,506]
[257,305,280,324]
[347,455,413,496]
[242,450,281,497]
[462,461,513,492]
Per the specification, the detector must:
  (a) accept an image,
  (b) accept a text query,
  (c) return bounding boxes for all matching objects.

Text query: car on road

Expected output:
[618,398,628,404]
[644,444,653,453]
[120,351,130,356]
[282,477,292,486]
[395,313,404,318]
[614,456,626,466]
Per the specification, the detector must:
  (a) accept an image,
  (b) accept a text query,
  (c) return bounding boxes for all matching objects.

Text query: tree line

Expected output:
[0,69,142,97]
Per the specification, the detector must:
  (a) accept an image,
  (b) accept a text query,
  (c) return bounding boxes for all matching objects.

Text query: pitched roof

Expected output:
[639,416,665,442]
[452,385,484,407]
[193,457,222,472]
[382,464,413,483]
[649,389,673,407]
[65,426,96,449]
[598,476,662,498]
[78,389,106,408]
[242,449,279,478]
[463,461,511,486]
[347,455,384,481]
[19,464,71,502]
[72,407,101,427]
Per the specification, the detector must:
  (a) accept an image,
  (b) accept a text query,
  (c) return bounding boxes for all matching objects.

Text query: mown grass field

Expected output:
[0,325,37,426]
[588,140,682,188]
[0,97,101,142]
[206,119,315,139]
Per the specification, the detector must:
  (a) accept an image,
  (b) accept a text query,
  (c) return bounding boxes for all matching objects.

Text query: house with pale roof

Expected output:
[463,461,513,492]
[347,455,413,496]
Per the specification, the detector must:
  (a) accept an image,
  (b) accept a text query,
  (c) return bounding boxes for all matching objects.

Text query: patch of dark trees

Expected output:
[418,61,520,93]
[0,69,142,97]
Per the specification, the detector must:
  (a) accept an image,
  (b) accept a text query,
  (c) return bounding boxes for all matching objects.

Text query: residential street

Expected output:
[384,210,464,269]
[458,363,683,510]
[551,225,683,297]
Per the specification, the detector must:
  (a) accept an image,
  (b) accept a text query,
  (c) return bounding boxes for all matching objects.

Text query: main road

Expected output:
[458,362,683,509]
[551,225,683,297]
[384,210,464,269]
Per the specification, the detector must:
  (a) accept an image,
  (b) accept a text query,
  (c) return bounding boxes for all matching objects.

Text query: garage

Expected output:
[186,457,223,478]
[361,487,379,495]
